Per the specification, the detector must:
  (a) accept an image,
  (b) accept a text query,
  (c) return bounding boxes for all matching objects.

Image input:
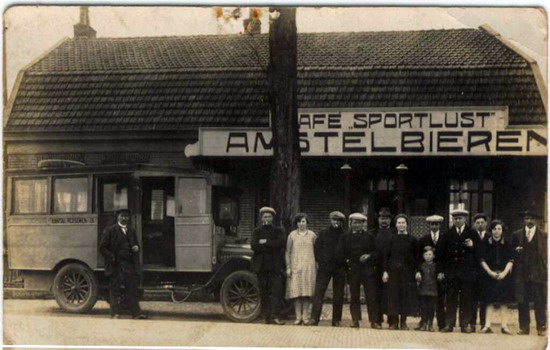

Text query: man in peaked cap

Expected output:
[469,213,490,331]
[439,209,477,334]
[368,207,394,327]
[512,209,547,336]
[418,214,446,331]
[309,211,347,326]
[336,213,381,329]
[251,206,286,325]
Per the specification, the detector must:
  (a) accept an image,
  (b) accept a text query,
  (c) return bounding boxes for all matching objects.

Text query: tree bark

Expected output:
[268,8,301,232]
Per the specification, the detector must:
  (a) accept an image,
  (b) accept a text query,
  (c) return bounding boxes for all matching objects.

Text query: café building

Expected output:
[4,16,547,241]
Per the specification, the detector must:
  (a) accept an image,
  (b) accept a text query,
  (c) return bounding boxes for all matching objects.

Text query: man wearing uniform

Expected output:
[250,207,286,325]
[309,211,347,327]
[336,213,381,329]
[470,213,489,331]
[418,215,446,331]
[512,210,547,336]
[99,209,149,319]
[439,209,476,334]
[368,207,394,327]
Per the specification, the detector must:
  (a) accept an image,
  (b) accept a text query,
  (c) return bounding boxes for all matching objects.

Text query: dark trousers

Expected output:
[310,267,345,323]
[518,281,547,332]
[436,282,446,329]
[348,266,381,323]
[257,270,284,320]
[445,278,473,329]
[109,261,141,317]
[420,295,437,326]
[470,274,486,327]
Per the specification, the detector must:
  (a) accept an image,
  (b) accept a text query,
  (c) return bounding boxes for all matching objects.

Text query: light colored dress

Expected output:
[286,229,317,299]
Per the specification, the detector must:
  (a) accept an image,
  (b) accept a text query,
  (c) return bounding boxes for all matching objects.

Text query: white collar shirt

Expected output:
[526,226,537,242]
[118,223,127,235]
[431,230,440,245]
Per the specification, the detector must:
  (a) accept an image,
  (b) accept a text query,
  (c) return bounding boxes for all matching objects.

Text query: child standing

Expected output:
[416,246,438,332]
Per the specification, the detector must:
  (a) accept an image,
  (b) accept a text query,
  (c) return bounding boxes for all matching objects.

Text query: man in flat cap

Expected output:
[336,213,381,329]
[309,211,347,326]
[250,207,286,325]
[469,213,489,331]
[99,209,148,319]
[418,215,446,331]
[439,209,477,333]
[511,210,547,336]
[368,207,394,327]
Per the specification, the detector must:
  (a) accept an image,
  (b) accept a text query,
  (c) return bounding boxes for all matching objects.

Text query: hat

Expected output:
[349,213,367,222]
[115,208,131,216]
[426,215,444,223]
[329,211,346,220]
[259,207,276,215]
[450,208,469,217]
[377,207,393,218]
[520,209,542,219]
[472,213,488,222]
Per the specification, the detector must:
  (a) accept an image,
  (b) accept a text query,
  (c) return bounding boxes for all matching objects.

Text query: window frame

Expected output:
[11,176,50,215]
[52,175,91,214]
[449,178,495,226]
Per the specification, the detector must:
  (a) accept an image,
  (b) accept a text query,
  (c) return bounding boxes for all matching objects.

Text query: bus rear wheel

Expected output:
[220,270,261,323]
[53,263,99,313]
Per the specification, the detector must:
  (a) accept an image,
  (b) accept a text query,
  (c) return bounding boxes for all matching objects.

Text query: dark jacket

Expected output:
[314,225,345,270]
[418,230,446,262]
[369,227,394,270]
[336,229,379,276]
[250,224,286,274]
[511,227,547,302]
[99,223,140,276]
[437,225,478,281]
[418,261,438,296]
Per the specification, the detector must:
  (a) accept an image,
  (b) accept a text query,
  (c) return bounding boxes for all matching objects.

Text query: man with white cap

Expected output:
[309,211,347,326]
[438,209,477,334]
[336,213,381,329]
[250,206,286,325]
[418,214,446,331]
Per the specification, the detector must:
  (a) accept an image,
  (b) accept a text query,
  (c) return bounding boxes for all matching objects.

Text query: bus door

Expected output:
[141,177,175,267]
[96,176,132,268]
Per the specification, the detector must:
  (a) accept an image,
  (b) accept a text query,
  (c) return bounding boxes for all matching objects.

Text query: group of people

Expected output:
[251,206,547,336]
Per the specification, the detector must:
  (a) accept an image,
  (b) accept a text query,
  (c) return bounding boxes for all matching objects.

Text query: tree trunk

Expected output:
[268,8,301,232]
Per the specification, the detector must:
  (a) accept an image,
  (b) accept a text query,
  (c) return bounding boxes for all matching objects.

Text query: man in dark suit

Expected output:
[439,209,476,334]
[336,213,381,329]
[99,209,148,319]
[418,214,446,331]
[512,210,547,336]
[469,213,490,331]
[309,211,346,327]
[250,207,286,325]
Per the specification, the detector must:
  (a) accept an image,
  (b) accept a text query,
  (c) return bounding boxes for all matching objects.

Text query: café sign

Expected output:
[185,107,547,157]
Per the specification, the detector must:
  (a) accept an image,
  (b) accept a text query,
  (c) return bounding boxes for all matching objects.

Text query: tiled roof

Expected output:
[6,28,545,132]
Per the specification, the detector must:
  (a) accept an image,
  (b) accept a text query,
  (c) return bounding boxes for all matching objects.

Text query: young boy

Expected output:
[416,246,438,332]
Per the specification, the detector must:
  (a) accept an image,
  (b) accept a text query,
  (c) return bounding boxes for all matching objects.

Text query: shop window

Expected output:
[376,178,395,191]
[150,189,165,220]
[54,177,88,213]
[102,183,128,212]
[178,178,208,215]
[13,178,48,214]
[449,179,494,225]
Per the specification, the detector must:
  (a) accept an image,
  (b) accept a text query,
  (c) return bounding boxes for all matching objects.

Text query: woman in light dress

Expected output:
[286,213,317,325]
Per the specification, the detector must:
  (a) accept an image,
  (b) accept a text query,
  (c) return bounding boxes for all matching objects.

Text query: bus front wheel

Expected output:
[53,263,99,313]
[220,270,261,322]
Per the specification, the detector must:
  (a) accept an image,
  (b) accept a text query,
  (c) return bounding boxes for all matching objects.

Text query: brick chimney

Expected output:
[243,8,261,35]
[73,6,96,39]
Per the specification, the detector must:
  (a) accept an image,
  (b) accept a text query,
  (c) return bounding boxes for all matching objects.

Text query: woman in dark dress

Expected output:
[382,214,420,330]
[479,219,515,335]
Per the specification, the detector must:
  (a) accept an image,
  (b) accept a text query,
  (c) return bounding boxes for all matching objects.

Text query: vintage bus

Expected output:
[5,160,261,322]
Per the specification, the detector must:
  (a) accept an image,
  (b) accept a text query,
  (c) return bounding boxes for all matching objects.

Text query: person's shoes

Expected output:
[469,325,476,332]
[427,323,435,332]
[461,326,473,334]
[517,329,530,335]
[132,314,149,320]
[332,321,341,327]
[273,318,285,325]
[111,314,120,319]
[538,329,546,337]
[480,327,493,334]
[350,320,360,328]
[389,324,399,330]
[306,319,319,326]
[400,322,409,330]
[415,322,424,331]
[501,327,512,335]
[371,322,382,329]
[440,326,453,333]
[294,319,303,325]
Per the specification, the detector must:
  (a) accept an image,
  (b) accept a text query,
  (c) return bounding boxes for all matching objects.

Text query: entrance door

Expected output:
[141,177,175,267]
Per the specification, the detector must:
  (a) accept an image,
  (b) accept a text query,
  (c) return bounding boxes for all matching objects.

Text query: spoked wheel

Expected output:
[52,263,99,313]
[220,270,261,322]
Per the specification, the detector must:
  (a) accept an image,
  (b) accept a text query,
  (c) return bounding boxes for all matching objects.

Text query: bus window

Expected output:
[178,178,208,215]
[53,177,88,213]
[13,178,48,214]
[102,183,128,212]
